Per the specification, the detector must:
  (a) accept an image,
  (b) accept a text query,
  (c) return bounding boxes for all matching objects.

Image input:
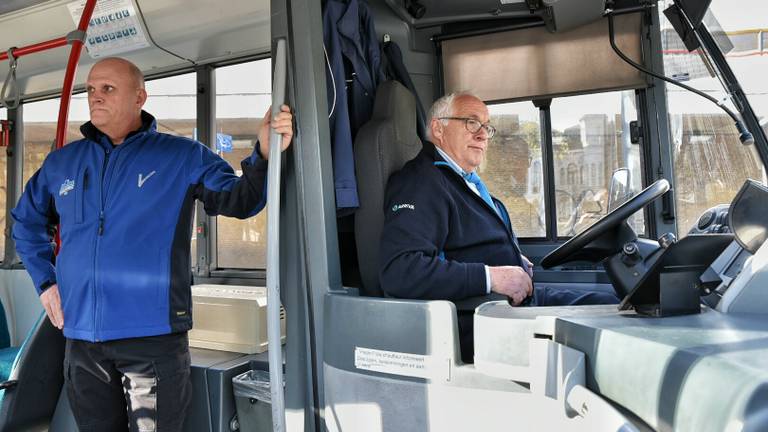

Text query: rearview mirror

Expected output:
[608,167,631,211]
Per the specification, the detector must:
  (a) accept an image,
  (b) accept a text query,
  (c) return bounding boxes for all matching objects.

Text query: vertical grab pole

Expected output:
[267,38,287,432]
[54,0,97,254]
[55,0,97,150]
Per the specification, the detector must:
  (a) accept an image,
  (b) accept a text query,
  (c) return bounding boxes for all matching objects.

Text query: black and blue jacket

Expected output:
[379,142,523,301]
[12,112,268,342]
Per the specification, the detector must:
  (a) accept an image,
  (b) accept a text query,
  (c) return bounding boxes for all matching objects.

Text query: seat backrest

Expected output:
[354,80,422,296]
[0,315,65,432]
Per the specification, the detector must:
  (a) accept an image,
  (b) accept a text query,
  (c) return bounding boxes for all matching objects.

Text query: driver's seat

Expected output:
[353,80,422,296]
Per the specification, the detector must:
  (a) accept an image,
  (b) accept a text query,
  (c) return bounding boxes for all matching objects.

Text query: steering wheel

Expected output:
[541,179,670,268]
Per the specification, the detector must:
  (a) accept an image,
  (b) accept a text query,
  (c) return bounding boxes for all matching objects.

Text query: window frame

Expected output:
[195,55,272,282]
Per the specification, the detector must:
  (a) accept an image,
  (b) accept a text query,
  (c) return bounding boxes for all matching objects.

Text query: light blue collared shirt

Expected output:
[434,146,493,294]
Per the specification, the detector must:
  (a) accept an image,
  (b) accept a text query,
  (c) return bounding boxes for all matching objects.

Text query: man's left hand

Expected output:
[258,104,294,160]
[521,255,534,278]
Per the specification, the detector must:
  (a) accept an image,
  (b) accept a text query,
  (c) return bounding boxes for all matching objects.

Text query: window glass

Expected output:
[23,97,87,187]
[550,91,645,237]
[660,1,768,236]
[215,60,271,269]
[486,101,545,237]
[143,73,196,139]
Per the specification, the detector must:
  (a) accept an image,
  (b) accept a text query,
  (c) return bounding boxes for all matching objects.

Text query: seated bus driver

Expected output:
[379,92,618,363]
[12,57,293,432]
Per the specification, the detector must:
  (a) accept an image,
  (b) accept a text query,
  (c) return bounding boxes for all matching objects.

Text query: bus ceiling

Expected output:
[0,0,270,100]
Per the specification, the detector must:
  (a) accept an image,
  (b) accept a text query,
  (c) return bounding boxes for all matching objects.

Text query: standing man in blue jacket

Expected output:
[11,57,293,432]
[379,92,618,363]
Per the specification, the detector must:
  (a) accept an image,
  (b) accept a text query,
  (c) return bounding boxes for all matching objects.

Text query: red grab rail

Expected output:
[0,0,98,149]
[0,0,99,253]
[56,0,98,149]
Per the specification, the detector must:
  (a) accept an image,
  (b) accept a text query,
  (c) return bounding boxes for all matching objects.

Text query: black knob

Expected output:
[623,242,638,256]
[658,232,677,249]
[621,242,641,266]
[698,210,715,230]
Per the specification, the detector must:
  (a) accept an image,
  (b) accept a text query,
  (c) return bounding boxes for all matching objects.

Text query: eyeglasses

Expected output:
[438,117,496,138]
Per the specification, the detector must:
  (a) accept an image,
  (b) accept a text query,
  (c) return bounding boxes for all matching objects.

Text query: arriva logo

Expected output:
[59,179,75,196]
[391,203,415,212]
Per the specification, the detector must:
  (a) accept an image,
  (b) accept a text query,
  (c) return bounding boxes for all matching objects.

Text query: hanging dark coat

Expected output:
[323,0,384,213]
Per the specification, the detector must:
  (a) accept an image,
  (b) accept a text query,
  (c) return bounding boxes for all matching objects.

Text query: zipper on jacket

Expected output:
[93,147,112,341]
[99,150,111,235]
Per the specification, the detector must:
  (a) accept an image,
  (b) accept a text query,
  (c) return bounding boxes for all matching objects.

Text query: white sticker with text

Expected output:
[354,347,449,381]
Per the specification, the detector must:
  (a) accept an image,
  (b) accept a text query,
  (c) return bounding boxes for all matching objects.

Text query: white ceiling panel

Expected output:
[0,0,270,100]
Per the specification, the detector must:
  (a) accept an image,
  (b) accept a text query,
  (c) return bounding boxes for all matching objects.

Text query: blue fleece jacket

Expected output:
[12,112,268,342]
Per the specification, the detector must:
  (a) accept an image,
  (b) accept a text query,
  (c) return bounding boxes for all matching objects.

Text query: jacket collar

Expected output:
[80,110,157,148]
[423,140,442,163]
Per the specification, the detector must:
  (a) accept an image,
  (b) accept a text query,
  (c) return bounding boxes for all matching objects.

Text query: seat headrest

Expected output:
[370,80,418,144]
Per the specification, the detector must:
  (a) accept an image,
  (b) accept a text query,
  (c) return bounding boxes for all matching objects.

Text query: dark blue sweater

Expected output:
[379,142,523,302]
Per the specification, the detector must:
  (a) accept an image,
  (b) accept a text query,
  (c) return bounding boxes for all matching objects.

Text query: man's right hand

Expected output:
[489,266,533,306]
[40,284,64,329]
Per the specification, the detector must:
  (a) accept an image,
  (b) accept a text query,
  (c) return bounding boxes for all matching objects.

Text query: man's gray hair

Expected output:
[427,91,473,140]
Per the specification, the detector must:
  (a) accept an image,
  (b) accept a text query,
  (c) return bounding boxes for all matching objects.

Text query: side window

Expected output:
[487,101,545,238]
[550,91,645,237]
[489,92,646,239]
[143,73,197,139]
[23,97,87,187]
[214,60,271,269]
[660,0,768,237]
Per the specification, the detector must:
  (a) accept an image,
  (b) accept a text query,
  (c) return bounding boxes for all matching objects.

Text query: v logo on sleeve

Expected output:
[138,171,157,188]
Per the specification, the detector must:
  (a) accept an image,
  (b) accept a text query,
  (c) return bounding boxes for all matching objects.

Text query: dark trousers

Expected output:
[64,332,193,432]
[459,284,620,363]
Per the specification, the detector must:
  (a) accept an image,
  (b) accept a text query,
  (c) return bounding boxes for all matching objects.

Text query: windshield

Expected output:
[659,0,768,236]
[707,0,768,125]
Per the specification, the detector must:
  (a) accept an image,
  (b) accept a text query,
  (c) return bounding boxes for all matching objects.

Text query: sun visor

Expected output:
[729,179,768,254]
[441,14,646,102]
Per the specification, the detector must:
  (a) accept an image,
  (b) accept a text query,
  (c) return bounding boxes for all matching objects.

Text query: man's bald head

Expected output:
[86,57,148,144]
[91,57,145,89]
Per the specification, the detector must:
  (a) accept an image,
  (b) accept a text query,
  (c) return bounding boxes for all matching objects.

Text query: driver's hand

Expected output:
[489,266,533,306]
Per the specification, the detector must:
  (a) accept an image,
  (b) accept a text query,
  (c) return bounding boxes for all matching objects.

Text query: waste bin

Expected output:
[232,370,273,432]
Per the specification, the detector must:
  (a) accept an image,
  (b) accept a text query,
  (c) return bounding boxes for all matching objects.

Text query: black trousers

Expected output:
[64,332,193,432]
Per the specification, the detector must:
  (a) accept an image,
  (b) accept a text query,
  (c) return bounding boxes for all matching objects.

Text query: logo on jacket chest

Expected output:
[392,203,415,212]
[138,171,157,188]
[59,179,75,196]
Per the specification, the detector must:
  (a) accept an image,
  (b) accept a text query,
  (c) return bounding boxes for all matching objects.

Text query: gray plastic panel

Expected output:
[474,303,618,371]
[323,294,459,379]
[554,310,768,432]
[184,349,271,432]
